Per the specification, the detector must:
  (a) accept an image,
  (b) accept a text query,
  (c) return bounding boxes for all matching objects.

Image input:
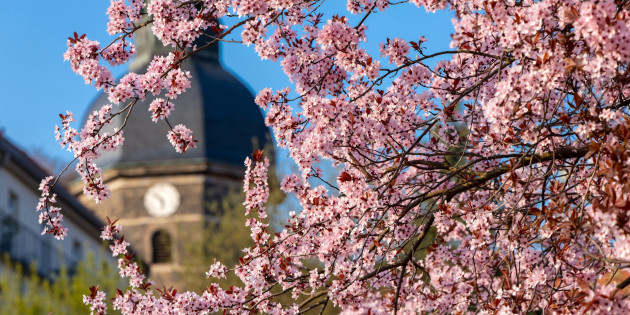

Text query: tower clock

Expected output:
[144,182,180,217]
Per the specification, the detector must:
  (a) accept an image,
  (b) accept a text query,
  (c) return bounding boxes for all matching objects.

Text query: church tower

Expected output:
[72,27,270,288]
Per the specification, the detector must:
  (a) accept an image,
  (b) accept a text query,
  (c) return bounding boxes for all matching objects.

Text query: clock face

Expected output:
[144,182,180,217]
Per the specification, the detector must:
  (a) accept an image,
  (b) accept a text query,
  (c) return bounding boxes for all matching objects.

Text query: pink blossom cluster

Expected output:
[76,161,111,202]
[146,0,214,48]
[108,72,142,104]
[71,106,124,203]
[110,237,131,256]
[83,286,107,315]
[243,154,270,218]
[101,41,135,66]
[167,124,197,153]
[47,0,630,313]
[54,110,77,150]
[164,67,192,98]
[241,20,266,46]
[63,33,114,90]
[40,102,123,236]
[106,0,143,35]
[206,260,229,279]
[36,176,67,240]
[379,37,410,66]
[148,98,174,122]
[100,218,122,241]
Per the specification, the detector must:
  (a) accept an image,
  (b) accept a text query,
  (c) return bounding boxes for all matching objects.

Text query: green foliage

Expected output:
[182,190,255,291]
[0,252,123,315]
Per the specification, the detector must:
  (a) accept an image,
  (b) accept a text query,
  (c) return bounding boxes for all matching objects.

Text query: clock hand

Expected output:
[151,191,165,208]
[157,193,165,208]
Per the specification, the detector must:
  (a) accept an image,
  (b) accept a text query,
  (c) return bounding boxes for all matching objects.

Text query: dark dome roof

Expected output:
[87,37,270,169]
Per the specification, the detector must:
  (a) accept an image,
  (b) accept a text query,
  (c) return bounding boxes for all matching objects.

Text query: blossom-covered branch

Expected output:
[39,0,630,314]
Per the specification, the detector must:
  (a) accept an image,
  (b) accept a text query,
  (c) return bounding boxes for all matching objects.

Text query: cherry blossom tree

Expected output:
[38,0,630,313]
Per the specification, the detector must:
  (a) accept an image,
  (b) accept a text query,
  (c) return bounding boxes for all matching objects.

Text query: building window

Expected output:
[8,192,18,216]
[1,192,19,253]
[152,230,172,263]
[69,240,83,273]
[73,240,83,260]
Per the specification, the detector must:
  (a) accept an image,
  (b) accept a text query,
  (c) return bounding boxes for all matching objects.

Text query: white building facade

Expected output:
[0,134,107,278]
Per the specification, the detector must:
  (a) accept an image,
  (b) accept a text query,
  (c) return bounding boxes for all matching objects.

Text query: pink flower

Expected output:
[380,37,410,66]
[148,98,174,122]
[206,261,229,279]
[167,124,197,153]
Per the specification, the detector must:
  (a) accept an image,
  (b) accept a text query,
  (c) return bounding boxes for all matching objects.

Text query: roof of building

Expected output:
[86,30,270,170]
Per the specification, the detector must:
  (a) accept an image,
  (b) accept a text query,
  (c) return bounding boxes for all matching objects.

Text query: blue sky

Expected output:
[0,1,453,170]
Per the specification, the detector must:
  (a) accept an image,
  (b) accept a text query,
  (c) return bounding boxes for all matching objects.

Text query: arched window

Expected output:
[152,230,172,263]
